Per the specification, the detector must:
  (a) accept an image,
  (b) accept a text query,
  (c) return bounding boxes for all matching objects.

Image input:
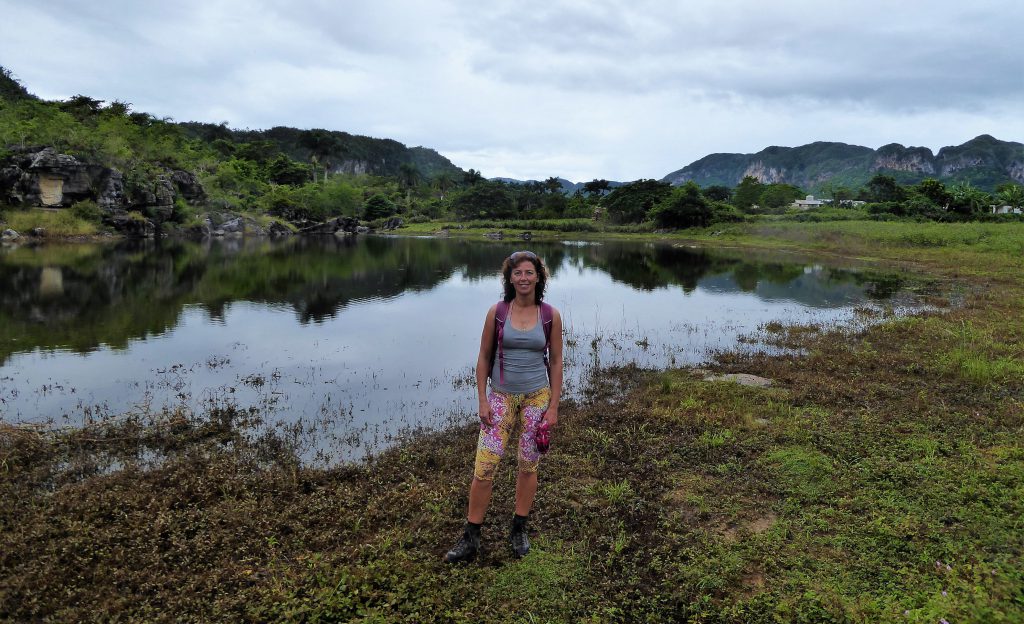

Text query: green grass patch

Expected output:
[2,207,99,236]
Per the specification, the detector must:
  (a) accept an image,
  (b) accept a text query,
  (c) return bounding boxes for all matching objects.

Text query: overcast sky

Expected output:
[2,0,1022,182]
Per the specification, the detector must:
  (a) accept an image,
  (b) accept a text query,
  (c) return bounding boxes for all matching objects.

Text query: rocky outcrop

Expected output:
[663,135,1024,192]
[742,161,787,184]
[299,216,360,235]
[0,147,208,223]
[871,144,936,174]
[1,147,115,207]
[2,228,20,243]
[169,170,206,204]
[102,212,155,238]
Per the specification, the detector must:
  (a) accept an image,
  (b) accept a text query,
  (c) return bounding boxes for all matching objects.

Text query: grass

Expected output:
[1,207,99,237]
[2,221,1024,622]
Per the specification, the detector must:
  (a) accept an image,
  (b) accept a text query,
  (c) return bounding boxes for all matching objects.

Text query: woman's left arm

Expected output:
[544,308,564,427]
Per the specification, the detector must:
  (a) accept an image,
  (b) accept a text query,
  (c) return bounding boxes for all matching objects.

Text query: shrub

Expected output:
[363,194,396,220]
[70,199,101,222]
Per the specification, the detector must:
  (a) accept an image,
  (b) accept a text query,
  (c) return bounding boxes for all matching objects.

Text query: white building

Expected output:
[792,195,825,209]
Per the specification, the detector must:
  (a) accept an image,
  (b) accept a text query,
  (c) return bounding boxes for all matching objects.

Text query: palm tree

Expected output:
[434,171,454,199]
[463,169,484,186]
[950,182,989,216]
[397,163,422,192]
[997,184,1024,213]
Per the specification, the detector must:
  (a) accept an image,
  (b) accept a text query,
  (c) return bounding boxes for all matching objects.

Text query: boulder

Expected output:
[221,217,243,233]
[485,231,504,240]
[519,231,532,240]
[380,216,404,231]
[1,228,20,242]
[267,221,292,237]
[170,169,206,204]
[30,227,46,237]
[299,216,360,235]
[704,373,773,388]
[102,212,155,238]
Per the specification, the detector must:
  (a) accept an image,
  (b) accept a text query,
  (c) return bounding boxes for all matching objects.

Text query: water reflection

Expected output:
[0,235,921,461]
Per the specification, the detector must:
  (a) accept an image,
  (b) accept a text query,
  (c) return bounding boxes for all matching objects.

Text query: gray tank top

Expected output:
[490,309,549,394]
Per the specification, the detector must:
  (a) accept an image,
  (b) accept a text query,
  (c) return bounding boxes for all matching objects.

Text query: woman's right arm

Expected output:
[476,305,498,426]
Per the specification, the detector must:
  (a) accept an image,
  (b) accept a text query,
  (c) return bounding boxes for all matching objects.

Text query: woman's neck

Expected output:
[512,295,535,309]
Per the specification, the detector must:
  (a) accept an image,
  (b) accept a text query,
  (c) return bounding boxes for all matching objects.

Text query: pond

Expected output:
[0,235,927,462]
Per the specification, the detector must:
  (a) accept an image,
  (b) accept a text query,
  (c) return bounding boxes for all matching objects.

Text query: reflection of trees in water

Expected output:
[0,237,907,363]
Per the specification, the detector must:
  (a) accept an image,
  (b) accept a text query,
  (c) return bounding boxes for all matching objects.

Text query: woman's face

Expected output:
[510,259,538,296]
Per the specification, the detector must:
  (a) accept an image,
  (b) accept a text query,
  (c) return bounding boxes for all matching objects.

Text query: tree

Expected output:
[59,94,104,120]
[913,179,951,210]
[603,179,672,224]
[823,182,853,206]
[949,182,988,216]
[266,155,309,185]
[758,184,804,212]
[702,185,732,202]
[434,171,455,199]
[451,182,514,220]
[543,177,563,194]
[731,176,763,210]
[299,129,339,183]
[364,194,397,220]
[996,183,1024,212]
[583,179,611,197]
[649,182,711,229]
[462,168,484,186]
[397,163,422,192]
[866,174,907,203]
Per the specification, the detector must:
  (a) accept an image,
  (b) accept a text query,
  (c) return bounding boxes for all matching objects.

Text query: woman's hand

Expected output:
[541,405,558,428]
[479,399,494,427]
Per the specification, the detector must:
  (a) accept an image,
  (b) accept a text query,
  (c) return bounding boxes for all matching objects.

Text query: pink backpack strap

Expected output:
[494,300,509,385]
[540,302,553,375]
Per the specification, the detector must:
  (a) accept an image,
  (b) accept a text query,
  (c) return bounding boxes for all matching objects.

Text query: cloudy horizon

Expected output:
[2,0,1022,182]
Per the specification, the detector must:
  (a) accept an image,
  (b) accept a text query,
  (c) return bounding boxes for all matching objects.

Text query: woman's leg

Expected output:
[467,477,493,523]
[467,390,515,520]
[513,470,538,516]
[513,386,551,515]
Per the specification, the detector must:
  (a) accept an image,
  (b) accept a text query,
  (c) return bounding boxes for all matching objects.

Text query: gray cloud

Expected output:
[1,0,1022,181]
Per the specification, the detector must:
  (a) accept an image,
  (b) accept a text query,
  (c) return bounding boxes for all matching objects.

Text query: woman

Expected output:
[445,250,563,562]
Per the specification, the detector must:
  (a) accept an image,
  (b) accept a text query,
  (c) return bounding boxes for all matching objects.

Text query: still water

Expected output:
[0,235,923,461]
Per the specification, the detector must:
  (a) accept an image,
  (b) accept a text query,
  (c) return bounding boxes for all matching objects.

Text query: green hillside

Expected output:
[664,136,1024,193]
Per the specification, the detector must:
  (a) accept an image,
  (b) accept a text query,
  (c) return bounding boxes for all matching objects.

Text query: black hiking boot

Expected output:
[444,521,481,563]
[510,514,530,558]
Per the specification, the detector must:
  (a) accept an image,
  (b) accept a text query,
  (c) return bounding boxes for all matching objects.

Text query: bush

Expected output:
[70,199,101,222]
[649,182,710,229]
[363,194,396,220]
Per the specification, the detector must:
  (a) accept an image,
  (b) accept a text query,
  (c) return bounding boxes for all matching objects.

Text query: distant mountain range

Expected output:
[490,177,627,195]
[662,135,1024,193]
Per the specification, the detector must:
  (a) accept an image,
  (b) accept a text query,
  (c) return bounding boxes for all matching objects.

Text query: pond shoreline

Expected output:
[2,224,1022,622]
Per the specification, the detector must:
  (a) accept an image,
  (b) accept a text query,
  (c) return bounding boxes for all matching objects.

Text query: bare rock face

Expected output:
[743,161,787,184]
[170,169,206,204]
[1008,161,1024,184]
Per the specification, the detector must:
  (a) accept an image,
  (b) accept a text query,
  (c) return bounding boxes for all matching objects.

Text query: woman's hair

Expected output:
[501,250,547,304]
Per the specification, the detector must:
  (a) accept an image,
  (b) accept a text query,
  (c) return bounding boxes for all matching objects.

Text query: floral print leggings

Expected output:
[474,387,551,481]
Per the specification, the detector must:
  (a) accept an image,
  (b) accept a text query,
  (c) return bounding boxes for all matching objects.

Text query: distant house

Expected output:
[792,195,825,209]
[992,205,1022,214]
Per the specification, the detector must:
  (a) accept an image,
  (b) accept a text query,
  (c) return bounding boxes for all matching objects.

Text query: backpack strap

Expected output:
[541,302,553,376]
[493,300,509,386]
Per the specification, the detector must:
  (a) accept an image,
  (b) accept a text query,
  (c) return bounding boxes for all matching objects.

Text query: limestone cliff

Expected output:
[663,135,1024,192]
